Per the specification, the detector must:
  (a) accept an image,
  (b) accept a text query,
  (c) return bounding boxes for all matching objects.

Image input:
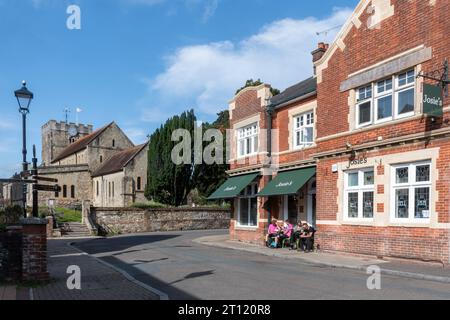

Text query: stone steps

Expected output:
[61,222,92,238]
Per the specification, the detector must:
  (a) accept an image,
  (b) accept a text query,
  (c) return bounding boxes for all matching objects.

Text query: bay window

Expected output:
[391,162,431,222]
[344,169,375,220]
[237,123,259,158]
[293,111,314,149]
[356,69,416,128]
[238,183,258,227]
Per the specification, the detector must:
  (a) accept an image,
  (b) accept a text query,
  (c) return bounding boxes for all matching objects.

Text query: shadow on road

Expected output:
[75,234,179,254]
[170,270,215,285]
[73,234,200,300]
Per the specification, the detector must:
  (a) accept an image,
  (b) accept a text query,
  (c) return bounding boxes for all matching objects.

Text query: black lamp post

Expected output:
[14,81,34,217]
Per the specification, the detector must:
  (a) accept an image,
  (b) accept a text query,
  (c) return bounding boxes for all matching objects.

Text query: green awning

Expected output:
[258,167,316,197]
[208,173,259,200]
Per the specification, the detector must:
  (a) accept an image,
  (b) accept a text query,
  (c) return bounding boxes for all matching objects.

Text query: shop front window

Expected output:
[344,169,374,220]
[238,183,258,227]
[392,162,431,222]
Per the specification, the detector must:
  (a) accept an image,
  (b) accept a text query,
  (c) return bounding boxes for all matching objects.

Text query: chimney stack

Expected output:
[312,42,329,75]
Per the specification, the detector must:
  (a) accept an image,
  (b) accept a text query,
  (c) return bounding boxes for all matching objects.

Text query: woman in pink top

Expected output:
[265,219,279,246]
[274,219,293,248]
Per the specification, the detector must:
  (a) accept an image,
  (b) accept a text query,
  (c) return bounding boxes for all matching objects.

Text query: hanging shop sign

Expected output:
[423,83,443,117]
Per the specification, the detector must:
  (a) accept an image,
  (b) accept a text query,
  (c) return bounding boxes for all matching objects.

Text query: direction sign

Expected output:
[33,176,58,183]
[33,184,62,192]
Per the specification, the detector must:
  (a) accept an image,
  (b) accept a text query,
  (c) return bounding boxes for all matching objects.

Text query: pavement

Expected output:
[195,234,450,284]
[72,230,450,300]
[30,238,160,300]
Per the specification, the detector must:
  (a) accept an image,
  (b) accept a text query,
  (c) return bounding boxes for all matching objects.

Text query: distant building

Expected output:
[2,173,24,208]
[92,144,148,207]
[35,120,148,208]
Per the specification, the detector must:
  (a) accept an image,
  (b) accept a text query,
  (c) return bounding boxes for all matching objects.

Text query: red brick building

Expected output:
[209,0,450,265]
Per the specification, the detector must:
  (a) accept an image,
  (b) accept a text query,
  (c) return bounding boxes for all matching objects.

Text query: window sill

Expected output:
[292,144,315,151]
[235,225,259,231]
[341,219,375,226]
[389,220,431,228]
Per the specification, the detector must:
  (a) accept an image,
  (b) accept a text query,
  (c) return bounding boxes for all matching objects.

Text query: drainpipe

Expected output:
[265,103,275,225]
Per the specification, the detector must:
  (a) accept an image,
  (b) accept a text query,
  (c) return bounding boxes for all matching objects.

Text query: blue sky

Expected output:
[0,0,358,177]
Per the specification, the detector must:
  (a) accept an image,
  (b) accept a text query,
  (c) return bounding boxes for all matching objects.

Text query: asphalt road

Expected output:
[74,230,450,300]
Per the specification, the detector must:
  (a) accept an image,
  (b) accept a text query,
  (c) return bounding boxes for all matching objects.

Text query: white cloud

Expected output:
[202,0,219,22]
[124,127,148,144]
[144,7,352,117]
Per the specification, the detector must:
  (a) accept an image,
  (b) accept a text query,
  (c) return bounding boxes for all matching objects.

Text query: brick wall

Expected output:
[317,225,449,264]
[0,219,49,282]
[21,219,49,282]
[316,0,450,141]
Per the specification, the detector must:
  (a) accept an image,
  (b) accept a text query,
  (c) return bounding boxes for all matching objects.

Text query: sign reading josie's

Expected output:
[423,83,443,117]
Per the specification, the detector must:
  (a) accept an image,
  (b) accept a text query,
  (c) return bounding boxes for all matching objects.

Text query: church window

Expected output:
[63,185,67,198]
[137,177,142,191]
[71,185,75,198]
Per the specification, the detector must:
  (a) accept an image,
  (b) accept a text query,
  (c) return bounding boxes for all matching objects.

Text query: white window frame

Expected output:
[237,183,258,228]
[237,123,259,158]
[390,161,432,224]
[374,78,393,124]
[355,68,416,128]
[356,85,373,128]
[293,111,315,150]
[344,168,375,221]
[394,69,416,119]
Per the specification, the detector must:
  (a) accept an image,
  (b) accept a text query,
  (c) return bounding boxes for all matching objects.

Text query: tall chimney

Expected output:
[312,42,329,75]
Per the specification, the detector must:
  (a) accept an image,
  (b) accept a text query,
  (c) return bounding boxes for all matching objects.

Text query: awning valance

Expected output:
[257,167,316,197]
[208,173,259,200]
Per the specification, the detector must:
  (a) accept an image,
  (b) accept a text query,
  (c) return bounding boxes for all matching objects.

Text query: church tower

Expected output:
[41,120,93,166]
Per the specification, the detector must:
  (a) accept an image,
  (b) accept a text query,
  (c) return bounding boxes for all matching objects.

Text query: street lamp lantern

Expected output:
[14,80,34,217]
[15,80,34,113]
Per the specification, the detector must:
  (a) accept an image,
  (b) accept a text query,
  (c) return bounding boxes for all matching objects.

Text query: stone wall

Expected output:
[91,207,231,235]
[34,165,91,207]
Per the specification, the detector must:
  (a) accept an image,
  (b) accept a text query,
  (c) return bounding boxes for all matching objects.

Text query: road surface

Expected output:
[74,230,450,300]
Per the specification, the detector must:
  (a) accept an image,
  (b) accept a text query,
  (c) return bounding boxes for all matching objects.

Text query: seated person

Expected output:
[265,219,279,246]
[293,222,305,247]
[299,223,315,252]
[274,219,293,248]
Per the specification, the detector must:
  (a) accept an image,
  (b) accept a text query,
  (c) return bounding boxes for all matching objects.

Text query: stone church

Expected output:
[35,120,148,208]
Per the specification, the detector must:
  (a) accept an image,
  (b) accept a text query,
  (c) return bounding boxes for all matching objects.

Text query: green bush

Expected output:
[1,205,23,225]
[131,201,168,209]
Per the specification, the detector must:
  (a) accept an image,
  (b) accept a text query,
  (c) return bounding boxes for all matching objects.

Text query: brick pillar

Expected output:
[4,226,23,281]
[21,218,49,282]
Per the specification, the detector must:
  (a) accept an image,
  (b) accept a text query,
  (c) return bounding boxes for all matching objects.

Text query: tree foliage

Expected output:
[235,79,280,97]
[194,110,230,200]
[145,110,196,206]
[145,109,231,207]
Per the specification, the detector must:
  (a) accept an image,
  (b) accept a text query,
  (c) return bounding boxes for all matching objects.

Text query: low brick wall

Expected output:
[91,207,231,235]
[0,219,49,283]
